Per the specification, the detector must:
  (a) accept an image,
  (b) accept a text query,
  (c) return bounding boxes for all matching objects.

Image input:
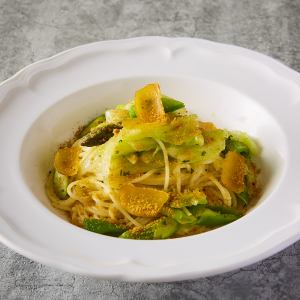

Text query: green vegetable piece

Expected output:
[128,105,137,118]
[167,129,228,163]
[236,190,249,205]
[109,151,165,177]
[80,115,105,137]
[123,115,201,146]
[225,136,250,157]
[120,228,152,239]
[81,123,122,147]
[120,217,178,240]
[193,208,240,227]
[129,138,157,152]
[228,131,260,157]
[113,137,157,157]
[184,135,204,146]
[128,95,185,118]
[83,218,128,236]
[53,170,69,199]
[161,208,197,225]
[153,217,179,239]
[161,95,185,112]
[204,205,243,217]
[172,209,197,224]
[113,139,135,156]
[170,190,207,208]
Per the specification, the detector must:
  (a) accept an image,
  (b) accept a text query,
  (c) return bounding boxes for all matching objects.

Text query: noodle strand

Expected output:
[154,139,169,191]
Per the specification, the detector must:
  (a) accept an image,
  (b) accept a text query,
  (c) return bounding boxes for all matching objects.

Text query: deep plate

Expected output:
[0,37,299,282]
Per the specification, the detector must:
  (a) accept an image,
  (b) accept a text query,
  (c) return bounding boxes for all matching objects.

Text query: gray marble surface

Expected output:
[0,0,299,299]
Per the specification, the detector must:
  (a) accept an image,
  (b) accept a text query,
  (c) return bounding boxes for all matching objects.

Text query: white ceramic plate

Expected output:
[0,37,299,282]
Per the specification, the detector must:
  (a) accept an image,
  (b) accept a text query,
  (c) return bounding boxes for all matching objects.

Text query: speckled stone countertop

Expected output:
[0,0,299,299]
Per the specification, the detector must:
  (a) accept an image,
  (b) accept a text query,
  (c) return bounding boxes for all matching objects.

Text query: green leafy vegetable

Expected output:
[120,217,178,239]
[164,203,241,228]
[191,207,240,227]
[83,218,128,236]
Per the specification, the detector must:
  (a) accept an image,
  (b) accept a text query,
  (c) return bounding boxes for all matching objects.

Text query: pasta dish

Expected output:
[46,83,260,239]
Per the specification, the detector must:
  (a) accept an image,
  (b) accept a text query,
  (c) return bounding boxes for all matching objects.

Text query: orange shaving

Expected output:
[119,184,169,217]
[134,83,166,123]
[54,146,80,176]
[221,151,246,193]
